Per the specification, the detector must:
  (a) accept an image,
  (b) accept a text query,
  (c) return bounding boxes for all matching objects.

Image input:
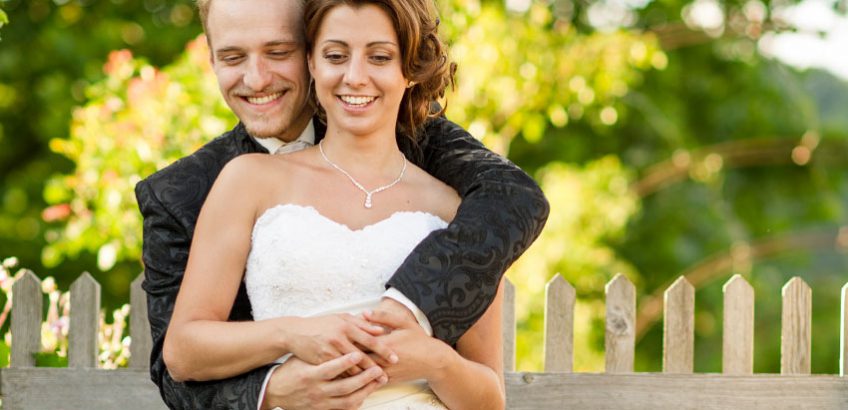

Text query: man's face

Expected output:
[206,0,312,141]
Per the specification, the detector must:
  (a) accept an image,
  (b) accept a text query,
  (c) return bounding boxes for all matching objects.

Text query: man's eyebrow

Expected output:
[215,46,243,54]
[265,40,300,47]
[215,41,300,54]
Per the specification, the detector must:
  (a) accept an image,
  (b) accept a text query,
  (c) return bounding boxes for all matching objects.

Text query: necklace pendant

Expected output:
[364,194,373,209]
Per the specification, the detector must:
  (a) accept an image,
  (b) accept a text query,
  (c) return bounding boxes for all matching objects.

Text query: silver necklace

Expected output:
[318,140,407,209]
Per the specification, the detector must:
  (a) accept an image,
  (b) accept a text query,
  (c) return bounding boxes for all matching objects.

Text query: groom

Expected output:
[135,0,548,409]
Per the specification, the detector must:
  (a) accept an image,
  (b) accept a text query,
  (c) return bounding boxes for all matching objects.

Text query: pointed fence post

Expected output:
[10,270,41,367]
[722,274,755,374]
[544,274,575,372]
[781,277,811,375]
[663,276,694,373]
[69,272,101,369]
[605,274,635,373]
[503,278,515,372]
[130,274,152,370]
[841,283,847,377]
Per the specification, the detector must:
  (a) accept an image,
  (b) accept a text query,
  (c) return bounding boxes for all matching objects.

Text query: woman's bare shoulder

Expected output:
[404,164,460,222]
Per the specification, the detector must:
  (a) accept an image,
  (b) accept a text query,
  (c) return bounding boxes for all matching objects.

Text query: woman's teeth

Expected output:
[340,95,376,106]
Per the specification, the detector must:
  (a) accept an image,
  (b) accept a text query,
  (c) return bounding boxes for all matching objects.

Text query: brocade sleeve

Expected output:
[385,117,549,345]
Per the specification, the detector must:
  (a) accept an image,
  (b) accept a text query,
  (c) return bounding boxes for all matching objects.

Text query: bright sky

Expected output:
[759,0,848,81]
[572,0,848,81]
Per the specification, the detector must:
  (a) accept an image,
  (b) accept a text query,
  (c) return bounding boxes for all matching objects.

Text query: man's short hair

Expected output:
[196,0,212,33]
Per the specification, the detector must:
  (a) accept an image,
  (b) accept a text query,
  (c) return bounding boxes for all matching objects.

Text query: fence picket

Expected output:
[605,274,635,373]
[8,270,848,410]
[544,274,575,372]
[130,274,152,370]
[722,274,754,374]
[780,277,811,375]
[664,276,694,373]
[10,270,41,367]
[69,272,101,369]
[503,278,516,372]
[841,283,847,377]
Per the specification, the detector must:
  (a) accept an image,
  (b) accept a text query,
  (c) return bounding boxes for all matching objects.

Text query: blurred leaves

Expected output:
[439,0,665,154]
[44,39,234,270]
[1,0,847,374]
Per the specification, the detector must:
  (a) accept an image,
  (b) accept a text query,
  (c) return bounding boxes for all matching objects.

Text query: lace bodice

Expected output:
[245,204,450,409]
[245,203,448,322]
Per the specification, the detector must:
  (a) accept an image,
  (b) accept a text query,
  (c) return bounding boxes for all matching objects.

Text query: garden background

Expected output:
[0,0,847,373]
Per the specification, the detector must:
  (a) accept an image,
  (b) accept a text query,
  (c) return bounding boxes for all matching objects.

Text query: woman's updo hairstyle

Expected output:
[304,0,456,141]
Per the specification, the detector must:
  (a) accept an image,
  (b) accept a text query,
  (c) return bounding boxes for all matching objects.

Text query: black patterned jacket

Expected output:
[134,116,549,409]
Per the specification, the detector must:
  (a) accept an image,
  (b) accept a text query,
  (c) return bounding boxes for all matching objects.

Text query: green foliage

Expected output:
[0,8,8,34]
[439,0,664,153]
[508,156,640,370]
[0,0,203,309]
[2,0,847,374]
[43,39,235,271]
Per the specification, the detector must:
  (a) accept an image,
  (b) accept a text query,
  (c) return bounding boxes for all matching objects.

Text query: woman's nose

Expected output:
[343,56,368,88]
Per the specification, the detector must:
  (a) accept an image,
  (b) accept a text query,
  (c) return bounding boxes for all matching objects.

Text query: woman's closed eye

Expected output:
[369,54,393,64]
[323,52,348,63]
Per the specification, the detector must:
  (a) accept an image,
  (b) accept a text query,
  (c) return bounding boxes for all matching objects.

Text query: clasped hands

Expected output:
[262,298,437,410]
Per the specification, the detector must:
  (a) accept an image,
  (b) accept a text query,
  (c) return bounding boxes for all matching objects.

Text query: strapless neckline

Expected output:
[255,203,448,234]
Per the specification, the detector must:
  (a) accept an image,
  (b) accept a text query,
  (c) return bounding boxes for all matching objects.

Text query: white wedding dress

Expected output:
[245,204,450,409]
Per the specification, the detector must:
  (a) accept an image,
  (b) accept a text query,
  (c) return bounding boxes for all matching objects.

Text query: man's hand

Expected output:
[372,297,418,331]
[284,313,397,374]
[261,353,388,410]
[364,309,448,384]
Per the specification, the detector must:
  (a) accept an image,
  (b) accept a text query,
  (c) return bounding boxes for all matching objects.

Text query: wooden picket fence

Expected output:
[1,271,847,409]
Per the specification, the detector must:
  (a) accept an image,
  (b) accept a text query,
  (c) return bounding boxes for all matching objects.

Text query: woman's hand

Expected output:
[282,313,398,374]
[363,309,452,384]
[263,352,388,410]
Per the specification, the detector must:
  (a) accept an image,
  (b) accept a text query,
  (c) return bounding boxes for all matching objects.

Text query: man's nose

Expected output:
[243,57,273,91]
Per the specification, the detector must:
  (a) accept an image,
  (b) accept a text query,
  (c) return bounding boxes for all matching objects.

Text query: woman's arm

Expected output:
[366,279,505,410]
[163,156,394,382]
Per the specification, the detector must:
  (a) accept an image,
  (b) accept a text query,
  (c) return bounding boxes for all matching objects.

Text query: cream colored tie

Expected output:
[274,140,312,155]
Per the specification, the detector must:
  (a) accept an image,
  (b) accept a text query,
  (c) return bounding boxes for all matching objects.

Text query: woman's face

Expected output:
[309,4,408,137]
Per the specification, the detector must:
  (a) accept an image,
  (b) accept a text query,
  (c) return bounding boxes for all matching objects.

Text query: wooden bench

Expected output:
[2,271,846,409]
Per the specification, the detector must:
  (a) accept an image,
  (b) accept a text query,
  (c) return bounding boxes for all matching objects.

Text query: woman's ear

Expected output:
[307,52,315,74]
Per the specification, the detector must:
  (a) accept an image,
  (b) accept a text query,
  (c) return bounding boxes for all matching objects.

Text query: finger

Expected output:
[325,365,386,396]
[316,351,365,380]
[332,377,387,409]
[344,313,386,336]
[364,308,413,330]
[340,340,382,370]
[366,352,393,368]
[349,331,398,364]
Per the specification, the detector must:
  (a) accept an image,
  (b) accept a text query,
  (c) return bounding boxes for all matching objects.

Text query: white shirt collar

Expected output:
[252,121,316,153]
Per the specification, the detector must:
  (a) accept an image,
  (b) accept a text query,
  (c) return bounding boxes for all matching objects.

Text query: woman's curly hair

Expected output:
[304,0,456,142]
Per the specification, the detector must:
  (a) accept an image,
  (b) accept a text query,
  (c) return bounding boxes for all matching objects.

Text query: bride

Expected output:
[164,0,505,408]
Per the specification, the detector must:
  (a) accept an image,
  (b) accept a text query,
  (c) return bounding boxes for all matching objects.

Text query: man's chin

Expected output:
[243,122,286,140]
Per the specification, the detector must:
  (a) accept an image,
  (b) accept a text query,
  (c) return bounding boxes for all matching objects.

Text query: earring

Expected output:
[406,81,416,89]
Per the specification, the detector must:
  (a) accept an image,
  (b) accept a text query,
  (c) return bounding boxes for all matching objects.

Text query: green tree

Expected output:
[3,0,847,373]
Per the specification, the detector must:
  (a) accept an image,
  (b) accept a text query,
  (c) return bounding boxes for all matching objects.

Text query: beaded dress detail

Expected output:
[245,204,449,409]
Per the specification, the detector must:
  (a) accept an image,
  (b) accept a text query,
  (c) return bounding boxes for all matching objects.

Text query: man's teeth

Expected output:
[247,93,281,104]
[340,95,376,106]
